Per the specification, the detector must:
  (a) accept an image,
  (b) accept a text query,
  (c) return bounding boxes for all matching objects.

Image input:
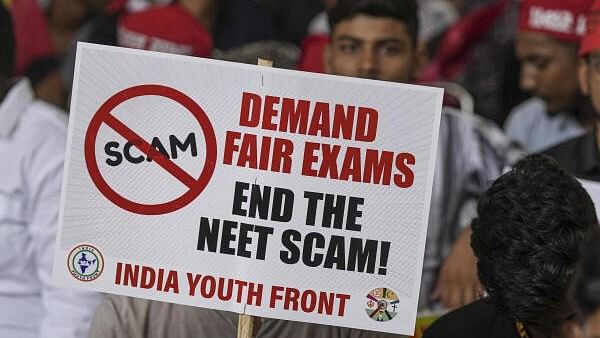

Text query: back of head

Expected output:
[0,3,15,82]
[573,229,600,322]
[472,154,598,335]
[327,0,419,48]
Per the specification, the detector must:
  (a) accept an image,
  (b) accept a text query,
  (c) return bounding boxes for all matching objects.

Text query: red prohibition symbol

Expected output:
[85,84,217,215]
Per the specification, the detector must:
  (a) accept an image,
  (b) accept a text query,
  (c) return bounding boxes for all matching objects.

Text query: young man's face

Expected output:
[326,14,418,83]
[516,31,580,113]
[579,51,600,116]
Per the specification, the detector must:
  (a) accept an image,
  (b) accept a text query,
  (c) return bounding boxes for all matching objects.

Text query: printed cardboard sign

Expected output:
[53,43,443,335]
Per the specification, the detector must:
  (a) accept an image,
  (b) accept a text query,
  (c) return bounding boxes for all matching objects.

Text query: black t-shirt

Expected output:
[423,299,520,338]
[542,132,600,181]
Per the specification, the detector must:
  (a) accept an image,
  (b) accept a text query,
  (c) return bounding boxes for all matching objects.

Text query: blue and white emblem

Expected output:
[67,244,104,282]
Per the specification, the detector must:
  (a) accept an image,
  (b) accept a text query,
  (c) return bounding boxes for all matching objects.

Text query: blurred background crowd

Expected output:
[5,0,600,337]
[5,0,526,124]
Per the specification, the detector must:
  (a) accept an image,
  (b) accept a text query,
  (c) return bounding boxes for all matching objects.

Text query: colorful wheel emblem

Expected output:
[365,287,399,322]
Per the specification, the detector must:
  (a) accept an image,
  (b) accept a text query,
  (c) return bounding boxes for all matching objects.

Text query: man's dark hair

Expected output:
[328,0,419,48]
[471,154,598,335]
[573,229,600,321]
[0,3,15,80]
[25,56,61,89]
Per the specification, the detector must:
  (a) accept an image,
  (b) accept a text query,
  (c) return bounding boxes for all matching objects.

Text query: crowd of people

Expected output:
[3,0,600,337]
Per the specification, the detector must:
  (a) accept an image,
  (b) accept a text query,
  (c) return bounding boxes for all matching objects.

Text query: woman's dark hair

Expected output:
[573,229,600,321]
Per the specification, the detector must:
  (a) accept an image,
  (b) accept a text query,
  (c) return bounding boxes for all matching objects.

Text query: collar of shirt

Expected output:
[0,79,34,139]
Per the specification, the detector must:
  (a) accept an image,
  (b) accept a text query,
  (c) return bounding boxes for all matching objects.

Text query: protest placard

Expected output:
[53,43,443,335]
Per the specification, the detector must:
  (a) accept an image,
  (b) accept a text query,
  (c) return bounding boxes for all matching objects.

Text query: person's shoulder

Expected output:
[20,99,67,137]
[508,97,546,117]
[504,97,546,129]
[440,107,476,133]
[543,132,589,154]
[542,132,592,174]
[441,107,500,132]
[441,107,522,160]
[424,299,517,338]
[12,100,67,161]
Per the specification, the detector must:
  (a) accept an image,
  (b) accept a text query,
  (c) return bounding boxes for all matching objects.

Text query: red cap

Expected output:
[580,0,600,56]
[11,0,54,75]
[117,4,213,57]
[518,0,592,42]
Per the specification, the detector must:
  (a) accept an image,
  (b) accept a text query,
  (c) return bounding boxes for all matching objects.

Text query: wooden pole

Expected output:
[237,313,255,338]
[257,58,273,67]
[237,57,272,338]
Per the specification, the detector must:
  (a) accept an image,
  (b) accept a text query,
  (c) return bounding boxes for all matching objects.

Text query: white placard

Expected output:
[53,43,443,335]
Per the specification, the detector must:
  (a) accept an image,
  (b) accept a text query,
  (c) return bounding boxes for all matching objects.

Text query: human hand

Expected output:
[432,227,483,310]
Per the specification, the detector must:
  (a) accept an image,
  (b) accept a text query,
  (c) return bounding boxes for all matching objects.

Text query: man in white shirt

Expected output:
[0,5,102,338]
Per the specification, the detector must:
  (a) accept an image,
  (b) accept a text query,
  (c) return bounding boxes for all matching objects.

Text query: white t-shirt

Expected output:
[0,79,102,338]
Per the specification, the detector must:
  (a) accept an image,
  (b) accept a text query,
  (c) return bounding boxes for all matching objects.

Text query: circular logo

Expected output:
[84,84,218,215]
[67,244,104,282]
[365,287,399,322]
